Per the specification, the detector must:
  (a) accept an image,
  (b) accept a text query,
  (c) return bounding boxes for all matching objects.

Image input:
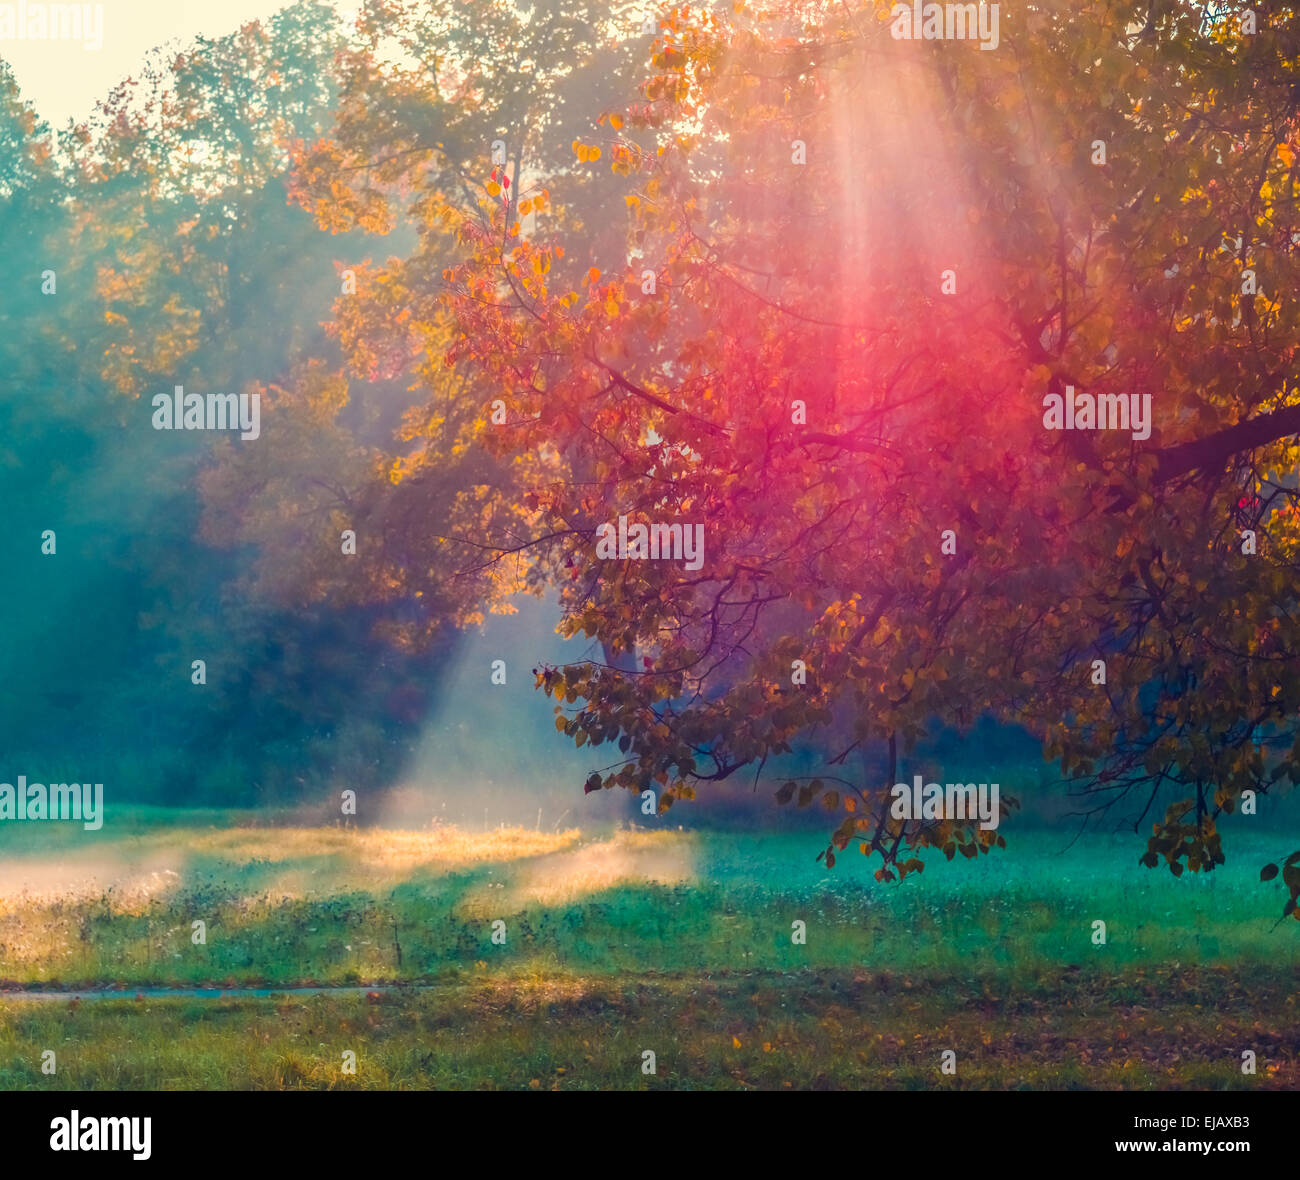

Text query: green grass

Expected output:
[2,967,1295,1089]
[1,807,1297,1088]
[0,809,1294,986]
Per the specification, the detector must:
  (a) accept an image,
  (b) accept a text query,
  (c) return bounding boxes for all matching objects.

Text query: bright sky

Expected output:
[2,0,350,126]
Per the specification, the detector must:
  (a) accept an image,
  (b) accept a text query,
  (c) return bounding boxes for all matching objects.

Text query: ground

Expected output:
[0,808,1296,1089]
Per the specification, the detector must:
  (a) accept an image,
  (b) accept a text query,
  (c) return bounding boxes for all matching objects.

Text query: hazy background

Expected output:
[3,0,353,125]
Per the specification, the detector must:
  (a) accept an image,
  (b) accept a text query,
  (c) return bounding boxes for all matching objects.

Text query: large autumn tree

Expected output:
[217,0,1300,896]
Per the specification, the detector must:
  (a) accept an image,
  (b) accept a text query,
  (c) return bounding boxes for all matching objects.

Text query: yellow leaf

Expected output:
[732,1036,742,1049]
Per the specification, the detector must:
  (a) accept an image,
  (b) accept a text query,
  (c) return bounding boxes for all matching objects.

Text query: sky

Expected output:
[1,0,349,126]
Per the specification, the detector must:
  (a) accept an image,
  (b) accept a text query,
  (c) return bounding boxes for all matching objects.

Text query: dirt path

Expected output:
[1,985,438,1001]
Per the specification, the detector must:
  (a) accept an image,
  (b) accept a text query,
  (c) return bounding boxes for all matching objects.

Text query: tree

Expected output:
[204,0,659,640]
[228,0,1300,894]
[3,2,461,802]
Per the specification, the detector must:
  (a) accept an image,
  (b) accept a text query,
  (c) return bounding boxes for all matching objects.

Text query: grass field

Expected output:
[1,807,1297,1088]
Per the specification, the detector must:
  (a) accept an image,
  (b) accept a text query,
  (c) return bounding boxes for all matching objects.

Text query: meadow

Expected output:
[1,806,1297,1089]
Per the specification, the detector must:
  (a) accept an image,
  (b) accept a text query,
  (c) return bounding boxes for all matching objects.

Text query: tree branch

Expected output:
[1154,401,1300,485]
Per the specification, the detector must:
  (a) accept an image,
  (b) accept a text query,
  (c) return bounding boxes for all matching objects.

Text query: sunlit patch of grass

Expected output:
[178,825,583,879]
[0,853,184,910]
[461,829,696,913]
[0,822,582,901]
